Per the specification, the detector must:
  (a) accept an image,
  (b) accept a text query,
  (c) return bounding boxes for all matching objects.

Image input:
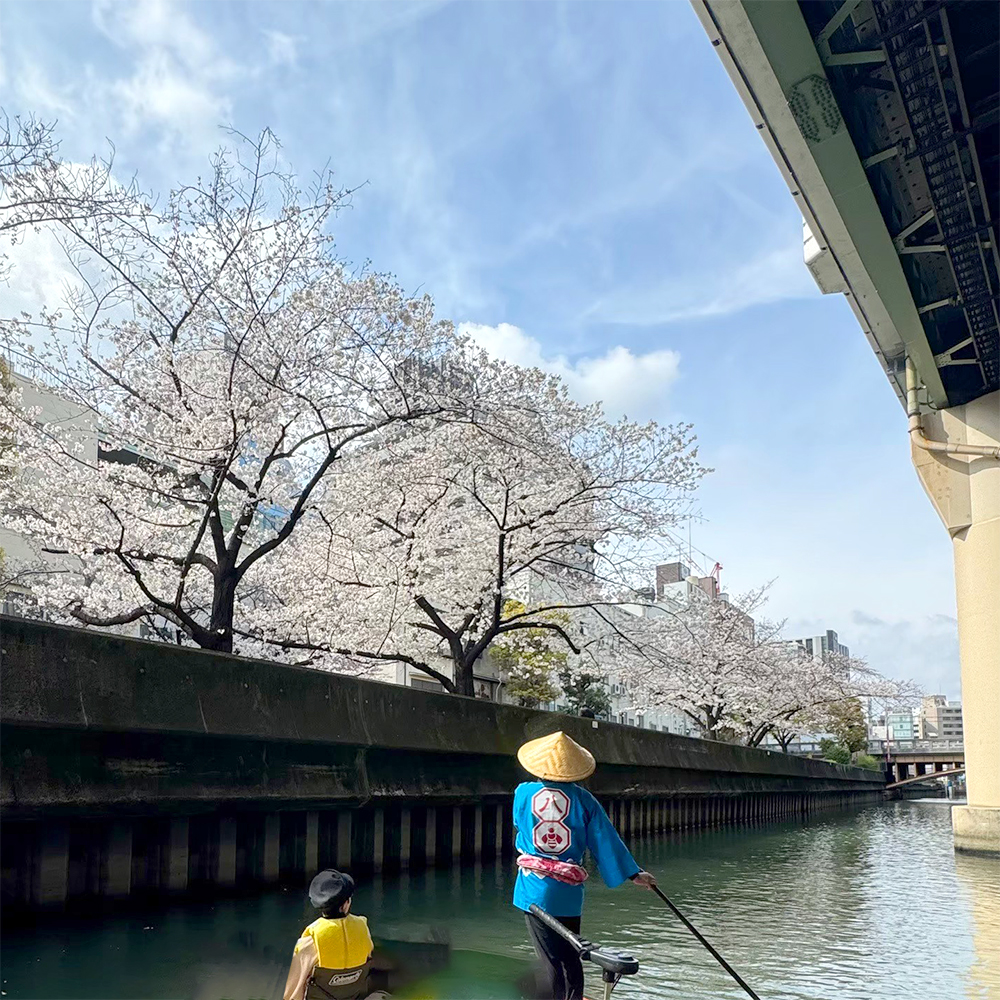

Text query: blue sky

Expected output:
[2,0,960,697]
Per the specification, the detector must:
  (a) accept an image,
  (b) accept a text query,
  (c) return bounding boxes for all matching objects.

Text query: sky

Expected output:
[1,0,961,698]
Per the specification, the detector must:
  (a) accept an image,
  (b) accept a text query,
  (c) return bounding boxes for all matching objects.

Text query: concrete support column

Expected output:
[33,825,69,906]
[263,814,281,882]
[165,818,189,892]
[495,803,505,860]
[426,808,437,868]
[400,808,411,870]
[217,817,237,887]
[337,812,352,869]
[373,808,385,874]
[105,822,132,898]
[911,391,1000,854]
[305,812,319,874]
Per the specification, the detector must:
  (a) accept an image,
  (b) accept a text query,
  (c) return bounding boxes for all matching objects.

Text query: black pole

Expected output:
[650,885,762,1000]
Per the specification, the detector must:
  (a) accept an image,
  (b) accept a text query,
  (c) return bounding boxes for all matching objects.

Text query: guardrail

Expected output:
[867,739,964,754]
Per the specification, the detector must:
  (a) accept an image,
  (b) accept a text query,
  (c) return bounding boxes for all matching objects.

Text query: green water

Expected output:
[3,801,998,999]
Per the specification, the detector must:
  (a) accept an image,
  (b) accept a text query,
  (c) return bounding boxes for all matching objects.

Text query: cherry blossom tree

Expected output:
[0,128,489,657]
[620,584,914,745]
[1,122,709,694]
[253,381,708,694]
[1,111,146,282]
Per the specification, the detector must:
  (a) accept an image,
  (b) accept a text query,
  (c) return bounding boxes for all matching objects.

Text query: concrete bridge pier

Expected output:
[911,391,1000,855]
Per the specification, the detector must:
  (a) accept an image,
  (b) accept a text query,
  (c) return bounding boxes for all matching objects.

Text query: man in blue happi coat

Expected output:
[512,730,657,1000]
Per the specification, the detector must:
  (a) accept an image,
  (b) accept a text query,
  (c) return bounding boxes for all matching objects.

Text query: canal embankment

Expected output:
[1,616,884,909]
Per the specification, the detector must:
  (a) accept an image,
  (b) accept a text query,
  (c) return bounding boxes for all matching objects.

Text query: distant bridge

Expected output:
[877,744,965,785]
[785,740,965,785]
[885,768,965,792]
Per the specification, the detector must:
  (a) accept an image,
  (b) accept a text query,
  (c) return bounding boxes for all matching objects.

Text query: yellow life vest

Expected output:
[296,914,373,971]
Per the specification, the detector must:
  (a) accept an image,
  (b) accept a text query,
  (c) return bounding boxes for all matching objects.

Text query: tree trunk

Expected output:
[202,569,236,653]
[454,655,476,697]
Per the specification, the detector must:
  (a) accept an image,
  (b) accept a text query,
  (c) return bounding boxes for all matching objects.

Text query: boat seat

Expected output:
[305,963,371,1000]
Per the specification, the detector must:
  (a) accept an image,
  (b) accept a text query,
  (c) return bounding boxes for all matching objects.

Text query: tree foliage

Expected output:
[621,584,916,746]
[822,698,870,755]
[0,127,486,657]
[491,600,564,708]
[819,741,852,766]
[558,667,612,718]
[0,122,708,696]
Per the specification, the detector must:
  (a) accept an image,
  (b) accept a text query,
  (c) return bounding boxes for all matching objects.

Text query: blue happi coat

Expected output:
[512,780,639,918]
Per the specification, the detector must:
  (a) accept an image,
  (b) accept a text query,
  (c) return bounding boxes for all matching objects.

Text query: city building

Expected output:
[885,710,918,743]
[919,695,964,741]
[655,561,721,605]
[792,630,850,661]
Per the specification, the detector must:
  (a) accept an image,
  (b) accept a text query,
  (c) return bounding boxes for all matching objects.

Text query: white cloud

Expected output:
[582,241,819,327]
[3,228,84,321]
[263,30,298,68]
[10,63,76,120]
[86,0,237,156]
[787,610,960,700]
[459,321,681,420]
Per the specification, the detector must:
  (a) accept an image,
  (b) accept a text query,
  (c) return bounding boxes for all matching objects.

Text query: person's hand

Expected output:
[631,870,657,890]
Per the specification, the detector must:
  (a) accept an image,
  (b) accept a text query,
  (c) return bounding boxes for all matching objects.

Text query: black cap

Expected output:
[309,869,355,912]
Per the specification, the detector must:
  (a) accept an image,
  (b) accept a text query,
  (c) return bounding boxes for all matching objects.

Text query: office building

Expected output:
[792,629,850,661]
[919,695,964,741]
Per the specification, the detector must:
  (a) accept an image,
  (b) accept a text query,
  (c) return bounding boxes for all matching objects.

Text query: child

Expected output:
[283,869,379,1000]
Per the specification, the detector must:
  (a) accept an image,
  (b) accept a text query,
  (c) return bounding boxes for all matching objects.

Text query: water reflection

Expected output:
[1,802,997,1000]
[954,851,1000,999]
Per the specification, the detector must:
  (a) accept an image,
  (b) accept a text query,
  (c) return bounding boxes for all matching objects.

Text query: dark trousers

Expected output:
[524,912,584,1000]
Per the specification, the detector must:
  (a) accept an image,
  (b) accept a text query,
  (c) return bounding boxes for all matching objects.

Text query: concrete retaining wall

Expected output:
[0,617,884,908]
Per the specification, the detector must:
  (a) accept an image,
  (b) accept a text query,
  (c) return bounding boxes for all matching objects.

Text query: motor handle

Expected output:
[527,905,640,977]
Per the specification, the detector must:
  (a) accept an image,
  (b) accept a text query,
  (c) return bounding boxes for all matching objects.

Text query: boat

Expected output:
[368,912,640,1000]
[188,921,639,1000]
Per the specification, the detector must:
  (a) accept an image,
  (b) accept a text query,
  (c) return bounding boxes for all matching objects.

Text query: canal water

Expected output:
[3,801,998,1000]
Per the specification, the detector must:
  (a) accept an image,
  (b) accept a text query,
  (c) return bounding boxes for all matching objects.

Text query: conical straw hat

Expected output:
[517,731,595,782]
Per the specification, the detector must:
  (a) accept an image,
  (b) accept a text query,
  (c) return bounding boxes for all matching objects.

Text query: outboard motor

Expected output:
[526,905,640,1000]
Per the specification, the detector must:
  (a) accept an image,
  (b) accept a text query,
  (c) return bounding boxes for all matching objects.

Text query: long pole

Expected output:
[651,885,761,1000]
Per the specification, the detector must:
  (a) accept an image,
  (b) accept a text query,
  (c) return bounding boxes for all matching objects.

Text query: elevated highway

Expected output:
[694,0,999,855]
